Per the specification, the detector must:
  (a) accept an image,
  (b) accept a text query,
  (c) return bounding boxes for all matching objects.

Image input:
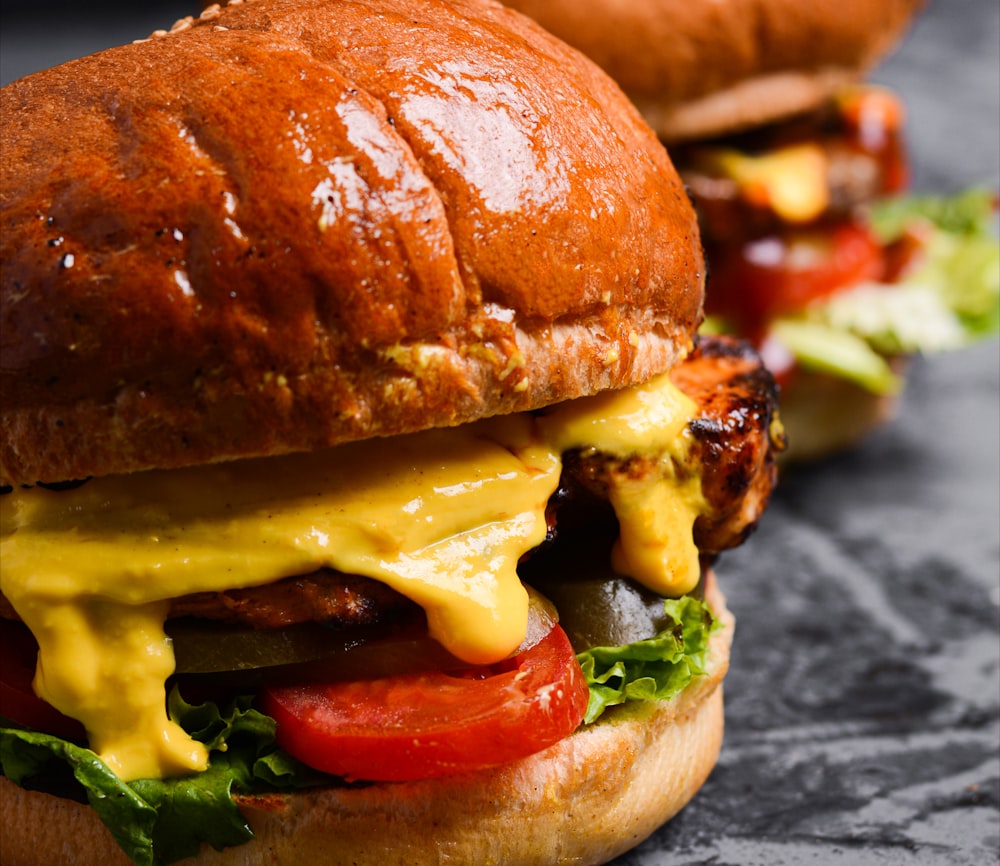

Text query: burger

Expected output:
[0,0,784,864]
[503,0,1000,461]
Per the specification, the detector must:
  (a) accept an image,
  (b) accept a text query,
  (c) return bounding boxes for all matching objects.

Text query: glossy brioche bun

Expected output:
[502,0,925,141]
[0,572,732,866]
[0,0,705,487]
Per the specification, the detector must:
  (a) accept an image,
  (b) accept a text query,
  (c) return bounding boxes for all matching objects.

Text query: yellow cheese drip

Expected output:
[0,373,704,781]
[713,143,830,223]
[539,372,706,596]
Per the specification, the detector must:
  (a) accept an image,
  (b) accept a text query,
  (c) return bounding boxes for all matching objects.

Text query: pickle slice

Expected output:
[531,576,677,652]
[167,585,557,676]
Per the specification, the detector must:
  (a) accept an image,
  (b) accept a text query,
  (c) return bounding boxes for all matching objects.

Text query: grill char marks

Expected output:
[567,334,784,556]
[674,335,784,552]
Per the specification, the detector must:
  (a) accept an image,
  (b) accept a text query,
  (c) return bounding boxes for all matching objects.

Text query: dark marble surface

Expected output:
[2,1,997,864]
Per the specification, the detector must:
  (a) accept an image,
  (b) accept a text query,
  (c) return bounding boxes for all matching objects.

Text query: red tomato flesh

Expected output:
[0,620,86,740]
[707,220,885,339]
[260,625,589,782]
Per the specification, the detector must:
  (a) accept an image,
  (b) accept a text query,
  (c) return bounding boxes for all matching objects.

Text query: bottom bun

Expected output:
[635,67,860,143]
[777,359,910,464]
[0,576,732,866]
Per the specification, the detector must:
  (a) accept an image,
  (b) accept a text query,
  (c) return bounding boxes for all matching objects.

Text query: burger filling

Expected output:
[0,335,783,865]
[680,86,999,394]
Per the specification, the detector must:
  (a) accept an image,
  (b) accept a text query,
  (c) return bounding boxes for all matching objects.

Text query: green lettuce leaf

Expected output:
[0,690,320,866]
[774,188,999,392]
[577,595,719,725]
[771,319,903,395]
[868,187,997,240]
[1,729,161,865]
[2,598,721,863]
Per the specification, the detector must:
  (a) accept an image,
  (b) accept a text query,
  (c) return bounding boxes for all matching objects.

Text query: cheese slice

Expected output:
[0,372,704,781]
[710,143,830,223]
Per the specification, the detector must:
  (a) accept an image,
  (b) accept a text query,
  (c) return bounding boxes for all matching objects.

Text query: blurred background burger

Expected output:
[504,0,1000,461]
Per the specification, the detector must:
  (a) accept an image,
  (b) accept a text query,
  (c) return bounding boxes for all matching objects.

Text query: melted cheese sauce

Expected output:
[539,374,705,594]
[713,143,829,223]
[0,373,704,781]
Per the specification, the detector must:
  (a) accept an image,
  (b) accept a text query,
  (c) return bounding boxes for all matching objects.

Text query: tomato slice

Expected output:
[0,620,86,740]
[707,220,885,339]
[260,624,589,782]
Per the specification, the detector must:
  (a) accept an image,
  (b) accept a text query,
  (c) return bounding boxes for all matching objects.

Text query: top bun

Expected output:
[503,0,926,141]
[0,0,704,486]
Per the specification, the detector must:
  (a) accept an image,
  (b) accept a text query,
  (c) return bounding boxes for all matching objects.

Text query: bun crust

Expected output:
[0,573,732,866]
[0,0,704,486]
[502,0,925,141]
